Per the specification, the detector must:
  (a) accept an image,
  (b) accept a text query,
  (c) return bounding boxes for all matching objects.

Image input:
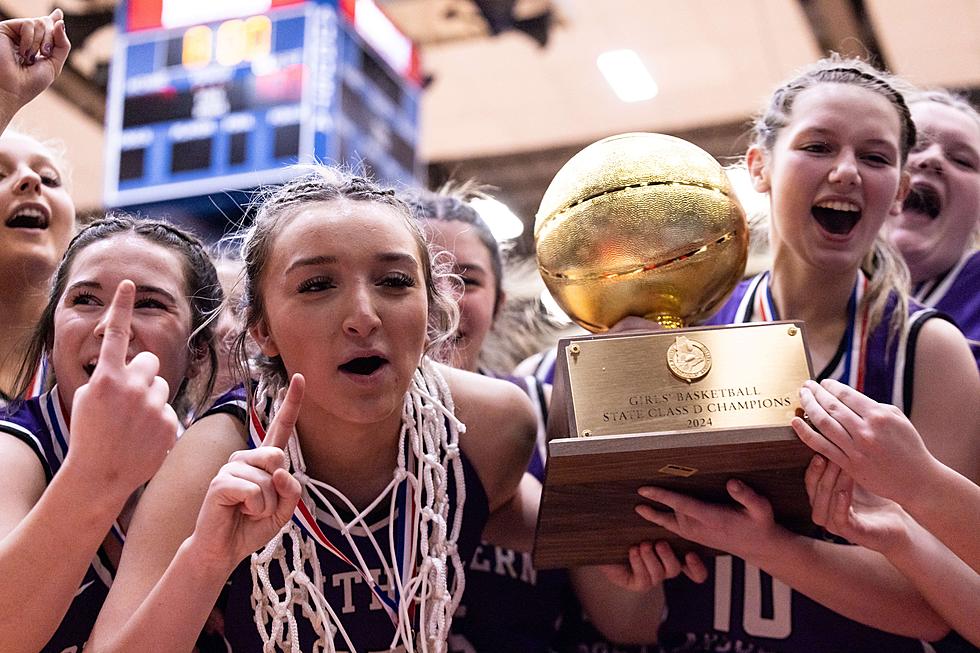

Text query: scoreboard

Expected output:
[105,0,423,214]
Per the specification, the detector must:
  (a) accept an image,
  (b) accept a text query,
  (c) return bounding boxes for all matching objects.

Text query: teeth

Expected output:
[814,200,860,212]
[15,208,45,218]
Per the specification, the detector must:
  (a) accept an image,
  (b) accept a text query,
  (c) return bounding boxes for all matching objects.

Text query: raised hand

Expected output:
[803,456,914,555]
[0,9,70,119]
[792,379,939,506]
[192,374,305,570]
[67,280,179,495]
[635,481,782,562]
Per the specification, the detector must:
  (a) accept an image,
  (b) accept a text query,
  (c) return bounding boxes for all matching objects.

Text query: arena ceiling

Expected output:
[2,0,979,246]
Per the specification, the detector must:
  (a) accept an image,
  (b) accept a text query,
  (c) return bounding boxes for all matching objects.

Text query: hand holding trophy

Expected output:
[533,133,813,568]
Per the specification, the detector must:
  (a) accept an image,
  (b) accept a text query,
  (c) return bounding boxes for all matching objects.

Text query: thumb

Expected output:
[47,17,70,75]
[728,479,773,522]
[271,468,300,526]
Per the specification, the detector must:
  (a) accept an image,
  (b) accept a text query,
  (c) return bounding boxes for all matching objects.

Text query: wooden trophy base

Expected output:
[533,427,813,569]
[532,322,815,569]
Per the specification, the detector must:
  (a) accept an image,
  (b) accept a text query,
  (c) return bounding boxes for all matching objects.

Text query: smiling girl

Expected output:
[889,90,980,367]
[0,215,222,652]
[0,9,74,408]
[633,58,979,652]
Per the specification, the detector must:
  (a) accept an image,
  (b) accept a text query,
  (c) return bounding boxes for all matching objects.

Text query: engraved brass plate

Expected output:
[565,322,810,438]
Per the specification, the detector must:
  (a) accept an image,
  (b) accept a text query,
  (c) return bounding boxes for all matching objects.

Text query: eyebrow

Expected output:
[66,280,179,303]
[285,252,419,274]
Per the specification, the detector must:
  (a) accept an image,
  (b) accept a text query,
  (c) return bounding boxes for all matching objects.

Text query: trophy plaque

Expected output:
[531,133,813,569]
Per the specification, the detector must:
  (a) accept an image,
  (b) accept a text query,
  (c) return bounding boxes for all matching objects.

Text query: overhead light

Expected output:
[596,49,658,103]
[470,197,525,242]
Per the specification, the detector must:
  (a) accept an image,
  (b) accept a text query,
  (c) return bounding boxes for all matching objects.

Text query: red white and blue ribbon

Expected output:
[246,394,414,625]
[24,357,49,400]
[747,271,870,391]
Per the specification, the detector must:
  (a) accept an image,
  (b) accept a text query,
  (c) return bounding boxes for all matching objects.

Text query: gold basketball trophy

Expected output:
[533,133,813,568]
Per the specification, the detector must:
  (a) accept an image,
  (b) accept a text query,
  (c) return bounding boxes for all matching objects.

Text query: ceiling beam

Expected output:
[799,0,888,67]
[430,118,751,255]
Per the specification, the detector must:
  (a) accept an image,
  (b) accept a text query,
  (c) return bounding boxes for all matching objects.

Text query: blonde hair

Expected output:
[1,126,73,192]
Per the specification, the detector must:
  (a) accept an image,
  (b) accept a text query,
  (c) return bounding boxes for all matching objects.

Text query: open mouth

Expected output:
[83,362,96,377]
[5,207,49,230]
[902,184,942,219]
[812,200,861,236]
[338,356,388,376]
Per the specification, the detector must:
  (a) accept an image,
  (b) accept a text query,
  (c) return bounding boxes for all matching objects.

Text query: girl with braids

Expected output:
[889,89,980,367]
[89,167,536,652]
[630,58,979,651]
[0,9,74,408]
[0,215,222,652]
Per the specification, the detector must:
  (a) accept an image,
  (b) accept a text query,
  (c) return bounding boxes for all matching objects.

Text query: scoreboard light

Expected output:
[340,0,419,84]
[107,0,423,213]
[163,0,272,29]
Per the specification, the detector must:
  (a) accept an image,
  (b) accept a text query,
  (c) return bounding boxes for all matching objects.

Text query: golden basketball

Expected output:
[534,132,749,332]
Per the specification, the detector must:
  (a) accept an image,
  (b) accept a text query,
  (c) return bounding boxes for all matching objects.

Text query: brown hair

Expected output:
[13,214,222,416]
[231,166,460,393]
[402,181,505,315]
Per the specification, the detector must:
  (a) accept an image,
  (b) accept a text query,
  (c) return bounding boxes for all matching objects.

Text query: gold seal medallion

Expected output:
[666,335,712,382]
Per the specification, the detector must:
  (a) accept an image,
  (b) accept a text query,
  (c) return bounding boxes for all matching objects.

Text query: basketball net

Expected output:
[249,358,467,653]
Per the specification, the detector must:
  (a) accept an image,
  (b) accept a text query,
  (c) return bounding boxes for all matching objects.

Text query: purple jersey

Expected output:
[660,273,956,653]
[202,386,490,652]
[450,374,570,653]
[913,249,980,369]
[0,357,50,411]
[0,388,115,653]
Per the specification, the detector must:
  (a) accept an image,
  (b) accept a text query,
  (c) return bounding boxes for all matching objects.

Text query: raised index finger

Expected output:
[264,374,305,450]
[99,280,136,369]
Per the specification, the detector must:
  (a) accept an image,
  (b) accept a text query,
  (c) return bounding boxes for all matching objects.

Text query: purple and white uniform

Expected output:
[658,271,963,653]
[912,249,980,369]
[0,387,116,653]
[449,373,570,653]
[202,385,490,652]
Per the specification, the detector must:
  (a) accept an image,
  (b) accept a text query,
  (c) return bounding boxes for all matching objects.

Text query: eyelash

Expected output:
[297,273,417,293]
[801,142,830,154]
[380,272,416,289]
[0,171,62,187]
[68,292,100,307]
[297,276,334,293]
[861,153,892,166]
[68,292,167,310]
[135,298,167,310]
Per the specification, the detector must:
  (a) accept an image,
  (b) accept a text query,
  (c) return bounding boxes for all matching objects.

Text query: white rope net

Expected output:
[249,358,467,653]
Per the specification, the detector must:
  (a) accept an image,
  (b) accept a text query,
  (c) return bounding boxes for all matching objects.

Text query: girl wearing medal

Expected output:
[0,10,75,410]
[631,58,980,652]
[0,215,223,653]
[888,90,980,368]
[88,169,536,652]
